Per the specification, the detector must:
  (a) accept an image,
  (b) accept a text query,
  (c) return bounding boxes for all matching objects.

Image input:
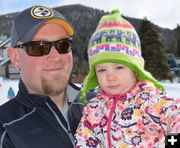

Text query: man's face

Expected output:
[13,23,73,96]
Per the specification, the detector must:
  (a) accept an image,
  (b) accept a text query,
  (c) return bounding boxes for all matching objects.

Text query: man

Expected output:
[0,5,91,148]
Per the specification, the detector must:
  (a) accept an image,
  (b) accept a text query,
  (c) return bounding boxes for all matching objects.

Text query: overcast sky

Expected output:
[0,0,179,30]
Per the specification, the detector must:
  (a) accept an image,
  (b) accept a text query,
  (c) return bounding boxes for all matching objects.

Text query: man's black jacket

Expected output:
[0,80,95,148]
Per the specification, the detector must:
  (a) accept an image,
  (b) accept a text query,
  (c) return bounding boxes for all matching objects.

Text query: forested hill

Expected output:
[0,4,179,69]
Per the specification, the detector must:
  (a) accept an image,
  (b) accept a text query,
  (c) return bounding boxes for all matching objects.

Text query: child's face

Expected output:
[95,63,137,95]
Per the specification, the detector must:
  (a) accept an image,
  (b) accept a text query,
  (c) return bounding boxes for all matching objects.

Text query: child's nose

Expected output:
[107,71,117,81]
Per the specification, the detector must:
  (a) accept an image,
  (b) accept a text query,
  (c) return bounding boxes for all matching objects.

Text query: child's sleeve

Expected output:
[74,104,100,148]
[161,97,180,133]
[152,94,180,133]
[146,88,180,134]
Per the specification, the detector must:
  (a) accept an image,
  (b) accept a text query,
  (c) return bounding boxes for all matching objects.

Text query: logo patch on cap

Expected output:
[31,5,54,19]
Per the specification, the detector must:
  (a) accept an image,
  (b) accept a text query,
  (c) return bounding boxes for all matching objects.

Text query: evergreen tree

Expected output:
[176,37,180,57]
[138,18,170,80]
[175,24,180,56]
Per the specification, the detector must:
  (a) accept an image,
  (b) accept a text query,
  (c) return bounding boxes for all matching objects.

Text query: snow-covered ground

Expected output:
[0,77,19,105]
[0,77,180,105]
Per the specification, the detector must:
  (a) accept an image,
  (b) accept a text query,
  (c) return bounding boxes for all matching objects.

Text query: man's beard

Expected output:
[41,72,69,96]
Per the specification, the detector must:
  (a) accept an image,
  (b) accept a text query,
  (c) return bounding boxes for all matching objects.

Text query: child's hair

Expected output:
[81,9,165,104]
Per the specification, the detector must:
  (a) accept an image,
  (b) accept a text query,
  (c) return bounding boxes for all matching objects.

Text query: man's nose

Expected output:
[46,46,60,60]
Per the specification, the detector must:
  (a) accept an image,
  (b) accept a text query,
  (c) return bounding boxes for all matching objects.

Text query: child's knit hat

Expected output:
[81,9,165,104]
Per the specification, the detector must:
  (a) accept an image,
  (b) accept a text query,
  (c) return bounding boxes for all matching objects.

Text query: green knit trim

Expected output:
[89,52,144,68]
[80,78,88,104]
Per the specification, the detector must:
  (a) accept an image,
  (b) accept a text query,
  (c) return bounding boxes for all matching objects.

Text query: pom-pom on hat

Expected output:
[81,9,165,104]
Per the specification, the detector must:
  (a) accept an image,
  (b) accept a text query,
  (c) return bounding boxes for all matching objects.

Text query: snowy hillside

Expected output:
[0,77,180,105]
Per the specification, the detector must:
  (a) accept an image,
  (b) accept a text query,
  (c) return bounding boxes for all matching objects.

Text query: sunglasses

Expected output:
[15,37,72,56]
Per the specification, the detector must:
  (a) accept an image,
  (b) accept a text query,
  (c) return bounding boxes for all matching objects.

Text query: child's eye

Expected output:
[116,66,124,70]
[97,69,106,73]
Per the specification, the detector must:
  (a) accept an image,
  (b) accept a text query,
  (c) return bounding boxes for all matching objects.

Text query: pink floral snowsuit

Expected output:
[75,80,180,148]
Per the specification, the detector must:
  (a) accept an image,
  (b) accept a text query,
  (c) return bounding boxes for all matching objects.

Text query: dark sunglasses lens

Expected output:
[56,39,71,54]
[27,42,50,56]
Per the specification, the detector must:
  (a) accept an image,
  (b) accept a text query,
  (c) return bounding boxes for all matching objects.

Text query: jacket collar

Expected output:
[98,80,153,101]
[15,79,80,108]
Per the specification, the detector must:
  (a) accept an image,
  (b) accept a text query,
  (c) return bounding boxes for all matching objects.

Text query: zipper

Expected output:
[107,97,117,148]
[46,102,74,146]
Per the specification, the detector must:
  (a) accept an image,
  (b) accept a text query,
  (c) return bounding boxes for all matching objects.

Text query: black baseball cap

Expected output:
[11,5,74,47]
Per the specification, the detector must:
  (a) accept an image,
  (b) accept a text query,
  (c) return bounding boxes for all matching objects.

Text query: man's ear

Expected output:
[8,47,20,70]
